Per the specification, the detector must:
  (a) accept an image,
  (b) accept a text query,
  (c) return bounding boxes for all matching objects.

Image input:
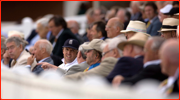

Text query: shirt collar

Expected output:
[100,37,105,40]
[144,59,161,68]
[114,34,125,39]
[38,57,50,63]
[166,68,179,88]
[56,29,64,39]
[61,57,77,65]
[134,55,141,59]
[15,50,24,61]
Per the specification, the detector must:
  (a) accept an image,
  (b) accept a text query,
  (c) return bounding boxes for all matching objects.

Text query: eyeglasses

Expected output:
[85,49,94,53]
[102,49,113,57]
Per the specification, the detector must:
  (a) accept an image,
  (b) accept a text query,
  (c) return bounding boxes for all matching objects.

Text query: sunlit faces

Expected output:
[33,42,43,62]
[144,6,156,20]
[101,45,113,61]
[36,23,48,38]
[91,24,102,39]
[6,42,23,60]
[85,49,96,65]
[105,21,116,38]
[63,47,78,64]
[161,31,176,39]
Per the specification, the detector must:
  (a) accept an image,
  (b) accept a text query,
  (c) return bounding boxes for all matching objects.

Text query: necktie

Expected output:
[54,38,57,42]
[159,79,174,95]
[84,67,89,72]
[146,21,151,28]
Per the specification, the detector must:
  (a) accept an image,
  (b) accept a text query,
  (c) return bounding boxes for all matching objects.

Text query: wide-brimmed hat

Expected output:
[81,39,104,52]
[160,4,173,14]
[158,18,179,32]
[121,20,147,33]
[118,32,150,50]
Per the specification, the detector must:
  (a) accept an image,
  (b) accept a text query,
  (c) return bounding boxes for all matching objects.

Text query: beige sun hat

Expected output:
[158,18,179,32]
[118,32,150,50]
[121,20,147,33]
[81,39,104,52]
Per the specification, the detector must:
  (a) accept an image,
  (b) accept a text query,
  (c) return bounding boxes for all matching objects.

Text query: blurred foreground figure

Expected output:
[159,39,179,95]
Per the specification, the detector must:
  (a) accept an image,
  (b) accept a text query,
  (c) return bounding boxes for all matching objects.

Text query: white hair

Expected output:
[38,39,53,55]
[177,25,179,37]
[133,45,143,54]
[101,37,126,56]
[8,30,24,39]
[36,18,49,27]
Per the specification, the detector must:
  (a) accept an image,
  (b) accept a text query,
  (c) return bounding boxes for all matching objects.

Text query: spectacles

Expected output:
[102,49,113,57]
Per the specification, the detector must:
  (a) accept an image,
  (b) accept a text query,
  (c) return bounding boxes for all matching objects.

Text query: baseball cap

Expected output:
[62,39,80,50]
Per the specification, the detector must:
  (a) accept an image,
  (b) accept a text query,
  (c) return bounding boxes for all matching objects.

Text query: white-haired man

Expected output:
[27,39,54,75]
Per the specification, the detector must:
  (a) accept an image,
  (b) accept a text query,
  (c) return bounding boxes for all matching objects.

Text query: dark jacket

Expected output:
[122,64,168,85]
[106,56,144,83]
[32,57,54,75]
[147,16,162,36]
[50,28,79,58]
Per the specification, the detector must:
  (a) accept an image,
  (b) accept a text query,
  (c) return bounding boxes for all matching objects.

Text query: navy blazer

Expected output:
[106,56,144,83]
[147,16,162,36]
[32,57,54,75]
[122,64,168,85]
[50,28,80,58]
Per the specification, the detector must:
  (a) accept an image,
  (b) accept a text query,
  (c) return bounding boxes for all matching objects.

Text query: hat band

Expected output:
[126,27,146,33]
[162,25,177,29]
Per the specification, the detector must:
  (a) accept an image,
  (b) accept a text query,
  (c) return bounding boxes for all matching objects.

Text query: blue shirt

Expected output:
[88,63,100,71]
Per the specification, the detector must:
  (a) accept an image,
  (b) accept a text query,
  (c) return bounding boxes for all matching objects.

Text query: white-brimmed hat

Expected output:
[158,18,179,32]
[160,4,173,14]
[121,20,147,33]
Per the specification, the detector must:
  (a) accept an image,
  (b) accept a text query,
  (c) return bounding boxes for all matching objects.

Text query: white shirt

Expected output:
[160,68,179,94]
[144,59,161,68]
[52,29,64,48]
[58,58,78,71]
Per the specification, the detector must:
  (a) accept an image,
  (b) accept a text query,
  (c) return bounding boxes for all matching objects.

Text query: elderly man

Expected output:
[90,21,107,40]
[67,20,84,44]
[145,2,162,36]
[159,39,179,95]
[159,18,179,39]
[5,37,37,68]
[105,17,126,39]
[65,37,125,80]
[39,39,80,72]
[48,15,79,58]
[112,37,168,86]
[93,7,107,22]
[36,18,50,39]
[107,32,150,83]
[26,39,54,74]
[130,1,143,21]
[121,20,148,39]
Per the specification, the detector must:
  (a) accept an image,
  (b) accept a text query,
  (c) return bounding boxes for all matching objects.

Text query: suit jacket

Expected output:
[11,50,37,69]
[50,28,79,58]
[122,64,168,85]
[65,62,89,75]
[106,56,144,83]
[65,57,118,80]
[147,16,162,36]
[50,54,63,66]
[32,57,54,75]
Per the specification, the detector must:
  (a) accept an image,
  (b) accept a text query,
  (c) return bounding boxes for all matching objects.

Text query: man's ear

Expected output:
[172,31,177,37]
[116,26,120,33]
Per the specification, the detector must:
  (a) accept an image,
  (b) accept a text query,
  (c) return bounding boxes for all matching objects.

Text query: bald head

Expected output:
[105,17,124,38]
[67,20,79,34]
[160,39,179,76]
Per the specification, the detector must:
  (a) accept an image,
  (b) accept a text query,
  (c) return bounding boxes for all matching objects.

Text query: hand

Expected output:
[3,51,11,65]
[112,75,124,87]
[37,62,58,70]
[27,55,35,65]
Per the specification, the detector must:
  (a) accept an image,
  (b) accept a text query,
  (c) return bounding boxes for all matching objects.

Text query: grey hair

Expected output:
[36,18,49,27]
[148,36,166,51]
[5,37,28,49]
[78,46,87,60]
[38,39,53,55]
[1,37,6,49]
[101,37,126,57]
[133,45,143,54]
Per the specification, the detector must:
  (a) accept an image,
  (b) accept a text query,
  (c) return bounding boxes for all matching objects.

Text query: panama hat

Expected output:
[121,20,147,33]
[118,32,150,50]
[160,4,173,14]
[158,18,179,32]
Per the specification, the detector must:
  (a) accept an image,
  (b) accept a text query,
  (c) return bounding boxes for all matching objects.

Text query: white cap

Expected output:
[160,4,173,14]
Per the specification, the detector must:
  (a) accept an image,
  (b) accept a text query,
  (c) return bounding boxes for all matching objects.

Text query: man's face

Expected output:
[159,49,169,75]
[36,23,48,38]
[63,47,77,63]
[91,24,101,39]
[93,9,101,22]
[6,42,22,60]
[105,20,116,38]
[125,32,136,39]
[85,49,96,65]
[116,10,126,23]
[48,20,61,36]
[33,42,42,61]
[144,6,156,20]
[143,40,156,64]
[101,45,113,61]
[159,12,168,22]
[161,31,176,39]
[123,44,132,57]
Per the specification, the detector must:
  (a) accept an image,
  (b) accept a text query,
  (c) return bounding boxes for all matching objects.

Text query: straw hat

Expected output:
[118,32,150,50]
[158,18,179,32]
[121,20,147,33]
